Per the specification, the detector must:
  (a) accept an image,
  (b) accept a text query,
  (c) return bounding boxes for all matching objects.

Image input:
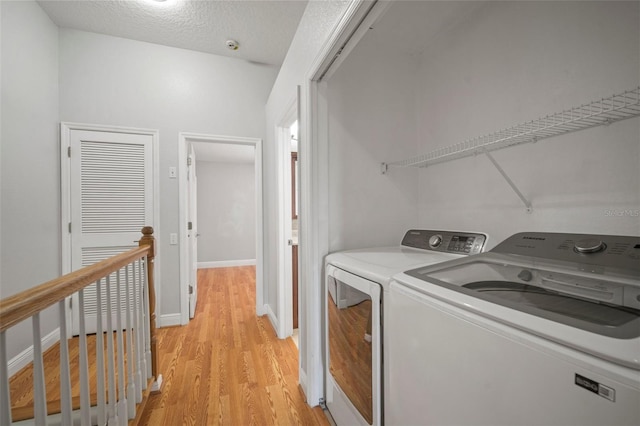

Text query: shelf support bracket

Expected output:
[483,150,532,213]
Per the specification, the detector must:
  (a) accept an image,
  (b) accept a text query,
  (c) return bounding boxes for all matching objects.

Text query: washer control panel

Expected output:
[492,232,640,273]
[402,230,487,255]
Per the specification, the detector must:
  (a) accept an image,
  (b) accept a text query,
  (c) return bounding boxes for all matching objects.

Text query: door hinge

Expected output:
[69,297,73,309]
[187,157,192,166]
[188,221,193,230]
[319,397,327,410]
[68,222,72,233]
[67,146,71,158]
[189,285,193,295]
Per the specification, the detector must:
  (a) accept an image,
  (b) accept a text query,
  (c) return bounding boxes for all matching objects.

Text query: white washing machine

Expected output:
[324,230,488,426]
[388,231,640,426]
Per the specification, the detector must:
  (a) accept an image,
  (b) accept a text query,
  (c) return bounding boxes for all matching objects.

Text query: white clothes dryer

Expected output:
[324,229,488,426]
[388,232,640,426]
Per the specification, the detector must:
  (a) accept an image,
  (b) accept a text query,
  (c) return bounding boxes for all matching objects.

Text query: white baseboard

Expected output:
[198,259,256,269]
[256,303,267,317]
[265,304,279,336]
[158,313,182,328]
[8,327,60,377]
[299,368,308,398]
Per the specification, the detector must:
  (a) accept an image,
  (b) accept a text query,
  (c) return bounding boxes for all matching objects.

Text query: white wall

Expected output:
[196,160,256,263]
[414,1,640,247]
[263,0,352,401]
[264,0,351,317]
[0,0,60,360]
[58,29,278,319]
[326,24,419,252]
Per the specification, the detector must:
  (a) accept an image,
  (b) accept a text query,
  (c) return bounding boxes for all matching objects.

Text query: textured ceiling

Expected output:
[37,0,309,66]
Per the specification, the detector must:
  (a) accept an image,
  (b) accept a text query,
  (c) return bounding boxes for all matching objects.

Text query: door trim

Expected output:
[187,143,198,319]
[60,122,160,335]
[178,133,264,325]
[299,0,393,406]
[276,97,298,339]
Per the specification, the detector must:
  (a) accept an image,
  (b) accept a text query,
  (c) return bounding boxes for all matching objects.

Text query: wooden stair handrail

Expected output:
[0,227,156,333]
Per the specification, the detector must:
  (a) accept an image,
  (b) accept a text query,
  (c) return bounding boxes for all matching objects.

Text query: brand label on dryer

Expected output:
[575,374,615,402]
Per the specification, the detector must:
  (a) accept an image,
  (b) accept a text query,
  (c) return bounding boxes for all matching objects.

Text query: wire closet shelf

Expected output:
[383,86,640,171]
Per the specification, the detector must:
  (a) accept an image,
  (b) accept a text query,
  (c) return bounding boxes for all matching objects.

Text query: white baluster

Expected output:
[115,269,128,426]
[0,331,12,425]
[78,290,92,426]
[143,257,152,379]
[32,313,48,425]
[58,300,73,425]
[96,279,107,426]
[125,264,137,419]
[133,259,145,395]
[105,275,119,426]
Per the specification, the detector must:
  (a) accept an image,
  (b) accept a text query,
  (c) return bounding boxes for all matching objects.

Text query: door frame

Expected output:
[178,133,264,325]
[187,143,198,319]
[60,122,161,337]
[276,97,298,338]
[297,0,393,406]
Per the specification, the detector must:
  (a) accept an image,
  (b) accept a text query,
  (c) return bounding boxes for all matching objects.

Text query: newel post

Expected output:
[139,226,161,391]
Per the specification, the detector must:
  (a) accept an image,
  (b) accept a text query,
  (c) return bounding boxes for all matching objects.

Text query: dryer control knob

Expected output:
[574,238,606,254]
[429,234,443,248]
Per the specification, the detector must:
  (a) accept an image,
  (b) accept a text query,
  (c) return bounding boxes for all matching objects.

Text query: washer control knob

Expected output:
[517,269,533,282]
[574,238,606,254]
[429,234,443,248]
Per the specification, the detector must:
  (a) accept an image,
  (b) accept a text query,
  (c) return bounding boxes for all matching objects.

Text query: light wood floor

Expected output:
[138,266,328,425]
[9,266,328,425]
[9,332,128,421]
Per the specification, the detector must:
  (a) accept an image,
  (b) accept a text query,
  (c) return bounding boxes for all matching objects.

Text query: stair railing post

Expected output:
[0,332,12,425]
[139,226,162,392]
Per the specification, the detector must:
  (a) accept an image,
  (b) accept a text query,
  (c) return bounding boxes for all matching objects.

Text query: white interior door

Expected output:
[187,144,199,319]
[68,129,154,335]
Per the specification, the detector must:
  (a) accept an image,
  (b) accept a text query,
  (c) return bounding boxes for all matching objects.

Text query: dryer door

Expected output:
[325,264,381,426]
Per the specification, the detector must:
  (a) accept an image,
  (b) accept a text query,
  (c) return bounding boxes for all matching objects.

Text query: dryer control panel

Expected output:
[401,230,487,255]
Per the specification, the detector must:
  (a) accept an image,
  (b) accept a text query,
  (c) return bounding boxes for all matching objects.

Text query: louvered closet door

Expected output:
[69,130,154,336]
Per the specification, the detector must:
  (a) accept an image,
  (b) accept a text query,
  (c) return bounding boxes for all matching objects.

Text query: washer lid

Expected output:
[462,280,640,338]
[393,269,640,370]
[405,257,640,339]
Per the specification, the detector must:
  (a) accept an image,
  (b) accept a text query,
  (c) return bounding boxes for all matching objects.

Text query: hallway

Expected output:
[138,266,328,425]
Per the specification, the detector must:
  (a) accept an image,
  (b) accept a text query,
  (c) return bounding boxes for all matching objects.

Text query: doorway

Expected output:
[277,99,300,340]
[178,133,264,325]
[290,121,300,344]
